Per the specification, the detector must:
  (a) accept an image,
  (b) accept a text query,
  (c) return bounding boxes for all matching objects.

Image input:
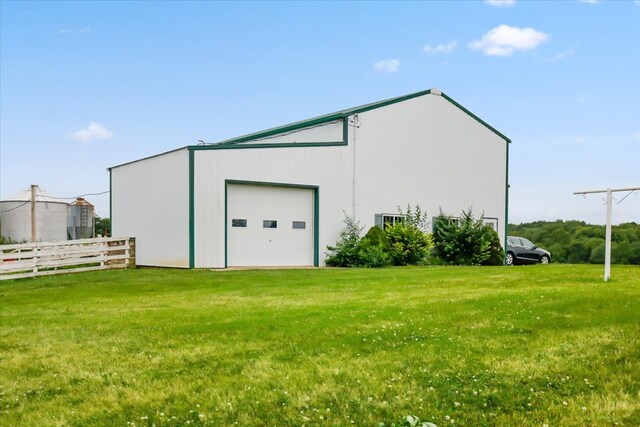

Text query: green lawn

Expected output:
[1,265,639,426]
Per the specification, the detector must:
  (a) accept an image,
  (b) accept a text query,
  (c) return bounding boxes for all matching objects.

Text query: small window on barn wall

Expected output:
[483,217,498,231]
[292,221,306,229]
[263,220,277,229]
[375,214,405,230]
[232,219,247,228]
[431,216,461,233]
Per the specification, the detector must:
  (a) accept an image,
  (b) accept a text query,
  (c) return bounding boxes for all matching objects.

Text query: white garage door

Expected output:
[227,183,315,267]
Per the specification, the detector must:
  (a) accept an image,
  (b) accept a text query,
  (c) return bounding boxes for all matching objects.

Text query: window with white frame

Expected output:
[482,217,498,231]
[375,214,405,230]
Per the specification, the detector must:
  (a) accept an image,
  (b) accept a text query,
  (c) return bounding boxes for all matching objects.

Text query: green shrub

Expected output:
[481,227,505,266]
[359,240,392,267]
[385,222,432,266]
[363,224,390,250]
[325,217,392,268]
[433,208,491,266]
[325,215,364,267]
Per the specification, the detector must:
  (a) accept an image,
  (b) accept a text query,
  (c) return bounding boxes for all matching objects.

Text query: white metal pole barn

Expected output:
[573,186,640,281]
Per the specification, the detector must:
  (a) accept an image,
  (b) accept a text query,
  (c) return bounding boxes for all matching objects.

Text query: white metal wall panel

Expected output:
[238,120,343,144]
[353,93,507,244]
[227,184,314,266]
[191,91,506,268]
[194,145,351,268]
[111,149,189,267]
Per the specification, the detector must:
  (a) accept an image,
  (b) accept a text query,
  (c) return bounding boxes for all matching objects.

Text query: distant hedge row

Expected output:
[508,220,640,265]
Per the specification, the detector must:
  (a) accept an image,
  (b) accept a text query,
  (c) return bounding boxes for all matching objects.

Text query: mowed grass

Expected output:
[1,265,639,426]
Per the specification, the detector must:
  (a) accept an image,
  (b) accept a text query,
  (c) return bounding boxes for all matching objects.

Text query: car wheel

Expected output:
[506,252,514,266]
[541,255,550,264]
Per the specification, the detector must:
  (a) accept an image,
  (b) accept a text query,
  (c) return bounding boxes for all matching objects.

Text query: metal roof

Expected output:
[2,187,70,204]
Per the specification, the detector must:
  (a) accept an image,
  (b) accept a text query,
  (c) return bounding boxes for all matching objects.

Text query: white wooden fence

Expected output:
[0,237,135,281]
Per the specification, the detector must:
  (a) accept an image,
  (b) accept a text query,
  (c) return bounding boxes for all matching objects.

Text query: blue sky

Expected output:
[1,0,639,223]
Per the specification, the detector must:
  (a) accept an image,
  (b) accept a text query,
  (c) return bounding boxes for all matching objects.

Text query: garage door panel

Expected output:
[227,184,314,267]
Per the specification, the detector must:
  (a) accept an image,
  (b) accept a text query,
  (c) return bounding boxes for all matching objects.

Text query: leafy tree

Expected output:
[94,215,111,237]
[508,220,640,265]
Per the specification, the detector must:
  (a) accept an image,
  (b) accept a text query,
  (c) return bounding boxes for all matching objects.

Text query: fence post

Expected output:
[128,237,136,269]
[33,244,39,277]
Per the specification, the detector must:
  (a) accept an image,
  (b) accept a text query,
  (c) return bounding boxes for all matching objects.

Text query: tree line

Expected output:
[508,220,640,265]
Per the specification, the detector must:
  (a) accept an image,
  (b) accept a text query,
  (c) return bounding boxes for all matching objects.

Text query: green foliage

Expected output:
[385,222,433,266]
[433,208,493,265]
[359,240,393,268]
[325,214,364,267]
[482,226,506,266]
[508,220,640,264]
[398,204,430,232]
[326,206,432,268]
[363,224,390,250]
[325,216,392,267]
[94,215,111,237]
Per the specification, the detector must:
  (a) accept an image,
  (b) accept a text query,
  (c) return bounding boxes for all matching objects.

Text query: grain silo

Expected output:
[67,197,95,240]
[0,185,69,242]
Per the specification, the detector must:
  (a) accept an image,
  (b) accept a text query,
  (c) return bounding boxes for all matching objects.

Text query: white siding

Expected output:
[194,145,351,268]
[237,119,343,144]
[353,93,507,244]
[194,92,506,268]
[117,91,507,268]
[111,149,189,267]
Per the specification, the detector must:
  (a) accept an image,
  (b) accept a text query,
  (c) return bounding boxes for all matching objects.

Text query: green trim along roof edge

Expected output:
[108,88,510,170]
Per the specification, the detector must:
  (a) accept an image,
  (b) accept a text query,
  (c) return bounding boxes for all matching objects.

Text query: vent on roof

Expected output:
[430,88,442,96]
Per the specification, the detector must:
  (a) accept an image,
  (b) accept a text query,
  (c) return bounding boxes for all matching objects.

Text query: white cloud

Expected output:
[373,59,401,74]
[578,0,600,4]
[424,41,457,54]
[70,122,113,143]
[485,0,515,6]
[59,27,90,35]
[636,132,640,140]
[469,25,549,56]
[576,136,587,143]
[549,47,575,62]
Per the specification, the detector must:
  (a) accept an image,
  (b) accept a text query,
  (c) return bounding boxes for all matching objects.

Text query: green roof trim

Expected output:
[440,93,511,143]
[189,141,347,151]
[108,88,510,168]
[210,89,432,146]
[187,88,509,151]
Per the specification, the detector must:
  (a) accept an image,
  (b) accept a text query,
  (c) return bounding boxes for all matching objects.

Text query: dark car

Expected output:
[506,236,551,266]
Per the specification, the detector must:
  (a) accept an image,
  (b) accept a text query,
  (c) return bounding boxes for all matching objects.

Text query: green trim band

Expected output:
[207,90,432,147]
[189,150,195,269]
[441,93,511,143]
[224,179,320,268]
[504,141,510,265]
[190,141,346,151]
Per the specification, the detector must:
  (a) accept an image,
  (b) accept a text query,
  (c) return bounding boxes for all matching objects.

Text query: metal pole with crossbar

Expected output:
[574,186,640,281]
